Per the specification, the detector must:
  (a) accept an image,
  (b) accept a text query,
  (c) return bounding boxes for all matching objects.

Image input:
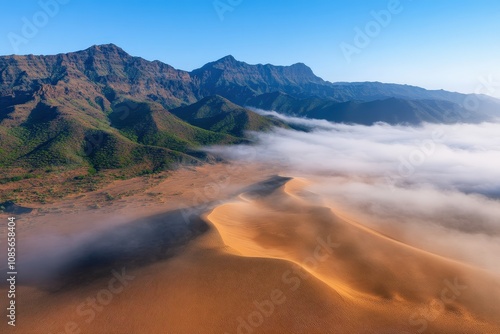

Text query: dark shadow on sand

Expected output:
[17,207,208,292]
[239,175,291,200]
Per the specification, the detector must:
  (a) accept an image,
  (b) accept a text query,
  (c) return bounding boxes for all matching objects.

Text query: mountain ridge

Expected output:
[5,43,497,105]
[1,44,499,172]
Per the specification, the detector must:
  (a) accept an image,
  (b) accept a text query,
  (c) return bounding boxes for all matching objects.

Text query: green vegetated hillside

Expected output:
[0,93,245,172]
[171,95,288,137]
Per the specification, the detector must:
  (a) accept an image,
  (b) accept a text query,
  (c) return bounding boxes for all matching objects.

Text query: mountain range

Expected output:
[1,43,498,171]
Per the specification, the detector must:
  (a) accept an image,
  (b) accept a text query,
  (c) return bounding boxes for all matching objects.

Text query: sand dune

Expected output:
[1,166,499,333]
[207,176,500,333]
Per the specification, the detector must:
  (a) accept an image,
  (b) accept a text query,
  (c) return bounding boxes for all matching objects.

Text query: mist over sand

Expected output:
[1,116,500,333]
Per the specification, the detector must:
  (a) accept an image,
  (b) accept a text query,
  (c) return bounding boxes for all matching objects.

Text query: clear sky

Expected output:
[1,0,500,97]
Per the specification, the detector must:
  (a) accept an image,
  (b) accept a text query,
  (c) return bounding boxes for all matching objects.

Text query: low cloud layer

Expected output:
[207,112,500,273]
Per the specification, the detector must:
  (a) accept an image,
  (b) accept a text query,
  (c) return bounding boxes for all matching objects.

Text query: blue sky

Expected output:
[1,0,500,96]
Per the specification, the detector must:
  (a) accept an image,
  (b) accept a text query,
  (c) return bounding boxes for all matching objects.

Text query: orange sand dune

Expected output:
[207,177,500,333]
[1,166,499,333]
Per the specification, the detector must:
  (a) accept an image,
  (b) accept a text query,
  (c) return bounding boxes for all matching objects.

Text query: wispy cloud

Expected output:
[206,113,500,273]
